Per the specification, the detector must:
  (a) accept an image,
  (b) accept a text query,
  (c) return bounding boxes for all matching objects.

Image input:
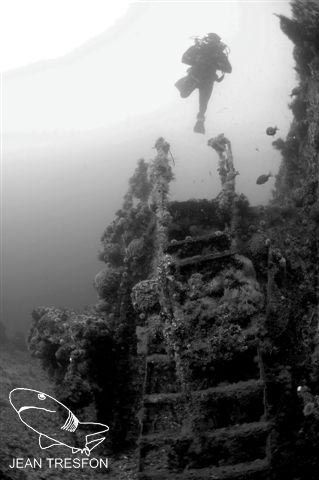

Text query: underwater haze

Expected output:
[3,1,295,334]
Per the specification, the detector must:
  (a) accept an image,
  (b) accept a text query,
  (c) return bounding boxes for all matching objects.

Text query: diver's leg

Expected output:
[198,81,214,118]
[194,81,214,134]
[193,84,211,134]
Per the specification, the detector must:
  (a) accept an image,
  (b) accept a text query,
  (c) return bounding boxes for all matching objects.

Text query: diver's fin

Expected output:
[39,434,62,450]
[86,436,105,453]
[194,120,205,134]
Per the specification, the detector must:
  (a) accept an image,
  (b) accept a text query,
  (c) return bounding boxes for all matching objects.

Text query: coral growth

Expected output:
[250,3,319,477]
[131,279,160,314]
[163,252,264,391]
[28,138,175,450]
[29,306,114,416]
[208,134,239,212]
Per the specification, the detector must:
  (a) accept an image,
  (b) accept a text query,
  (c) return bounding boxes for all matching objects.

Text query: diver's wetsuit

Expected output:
[198,69,216,119]
[178,40,232,132]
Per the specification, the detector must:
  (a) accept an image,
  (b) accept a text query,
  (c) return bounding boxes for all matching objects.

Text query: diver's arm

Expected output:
[216,54,232,73]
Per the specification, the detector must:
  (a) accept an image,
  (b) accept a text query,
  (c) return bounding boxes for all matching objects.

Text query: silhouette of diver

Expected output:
[175,33,232,134]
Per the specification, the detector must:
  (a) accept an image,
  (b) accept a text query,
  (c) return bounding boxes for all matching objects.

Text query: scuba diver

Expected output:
[175,33,232,134]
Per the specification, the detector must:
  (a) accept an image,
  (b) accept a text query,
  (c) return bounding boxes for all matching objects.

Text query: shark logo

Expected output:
[9,388,109,456]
